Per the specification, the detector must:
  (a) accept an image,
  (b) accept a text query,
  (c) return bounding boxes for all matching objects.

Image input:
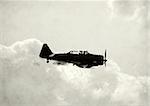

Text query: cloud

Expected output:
[108,0,147,23]
[0,39,149,106]
[111,73,149,106]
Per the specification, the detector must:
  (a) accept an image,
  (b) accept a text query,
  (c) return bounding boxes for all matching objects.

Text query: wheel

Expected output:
[46,60,49,63]
[86,65,92,68]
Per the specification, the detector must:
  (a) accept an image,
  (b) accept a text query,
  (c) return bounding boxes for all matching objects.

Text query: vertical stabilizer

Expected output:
[39,44,53,58]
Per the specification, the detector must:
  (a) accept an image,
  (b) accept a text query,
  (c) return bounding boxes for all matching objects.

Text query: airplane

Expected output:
[39,44,107,68]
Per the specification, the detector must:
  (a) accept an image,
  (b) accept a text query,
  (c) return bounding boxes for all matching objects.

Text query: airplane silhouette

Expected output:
[39,44,107,68]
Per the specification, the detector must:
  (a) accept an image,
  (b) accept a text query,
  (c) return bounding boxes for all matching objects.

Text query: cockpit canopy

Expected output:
[67,51,89,55]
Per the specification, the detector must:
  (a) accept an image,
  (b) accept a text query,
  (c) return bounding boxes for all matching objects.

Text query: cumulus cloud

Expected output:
[108,0,147,23]
[0,39,149,106]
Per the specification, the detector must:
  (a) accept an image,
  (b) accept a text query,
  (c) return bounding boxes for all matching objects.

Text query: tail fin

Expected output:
[39,44,53,58]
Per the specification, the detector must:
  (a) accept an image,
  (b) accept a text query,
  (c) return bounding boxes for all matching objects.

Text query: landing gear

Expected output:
[76,64,92,68]
[86,65,92,68]
[46,59,49,63]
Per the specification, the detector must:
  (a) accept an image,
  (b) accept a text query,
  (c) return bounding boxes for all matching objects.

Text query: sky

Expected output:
[0,0,149,76]
[0,0,149,105]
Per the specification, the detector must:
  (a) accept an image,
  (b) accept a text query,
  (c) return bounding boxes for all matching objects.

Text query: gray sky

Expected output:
[0,1,148,76]
[0,1,149,106]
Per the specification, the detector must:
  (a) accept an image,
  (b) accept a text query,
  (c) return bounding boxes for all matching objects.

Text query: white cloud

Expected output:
[111,73,149,106]
[108,0,147,23]
[0,39,149,106]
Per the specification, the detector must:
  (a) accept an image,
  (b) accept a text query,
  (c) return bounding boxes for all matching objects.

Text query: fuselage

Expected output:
[48,53,104,68]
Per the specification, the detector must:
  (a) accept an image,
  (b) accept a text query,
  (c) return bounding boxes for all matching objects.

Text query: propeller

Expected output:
[104,49,107,67]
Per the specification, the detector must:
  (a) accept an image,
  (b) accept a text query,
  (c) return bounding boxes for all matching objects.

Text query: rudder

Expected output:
[39,44,53,58]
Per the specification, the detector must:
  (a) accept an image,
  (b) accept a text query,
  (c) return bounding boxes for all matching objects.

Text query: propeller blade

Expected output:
[104,49,107,67]
[105,49,106,60]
